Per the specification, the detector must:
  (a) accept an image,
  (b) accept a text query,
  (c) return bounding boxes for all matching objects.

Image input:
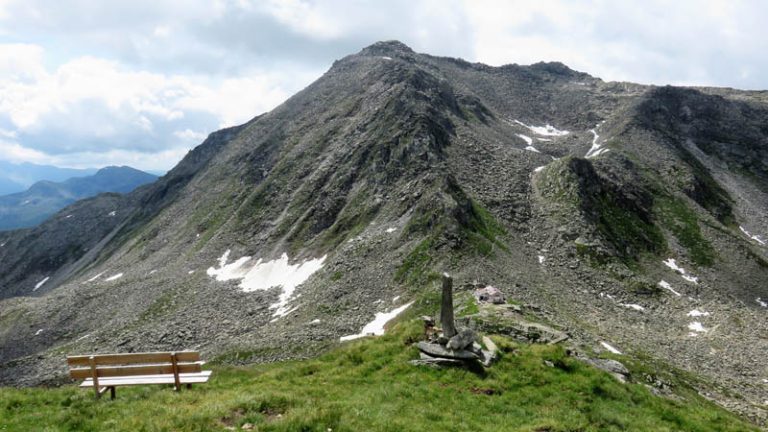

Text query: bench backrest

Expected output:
[67,352,202,380]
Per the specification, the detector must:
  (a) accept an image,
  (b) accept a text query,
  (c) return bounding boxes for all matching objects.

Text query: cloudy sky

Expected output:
[0,0,766,172]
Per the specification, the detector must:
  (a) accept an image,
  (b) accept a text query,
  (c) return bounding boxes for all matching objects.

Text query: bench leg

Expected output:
[186,383,192,390]
[110,386,116,400]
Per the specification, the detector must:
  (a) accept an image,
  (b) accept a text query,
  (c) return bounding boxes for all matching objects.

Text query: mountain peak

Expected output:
[358,40,415,57]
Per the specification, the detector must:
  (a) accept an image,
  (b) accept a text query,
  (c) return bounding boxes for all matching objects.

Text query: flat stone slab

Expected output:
[417,342,480,360]
[409,353,464,367]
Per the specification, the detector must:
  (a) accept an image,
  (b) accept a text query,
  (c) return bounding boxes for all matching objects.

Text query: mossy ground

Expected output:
[654,195,716,266]
[0,321,757,432]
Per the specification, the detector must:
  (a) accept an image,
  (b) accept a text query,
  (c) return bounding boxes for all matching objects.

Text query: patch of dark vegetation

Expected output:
[655,195,716,266]
[395,237,441,287]
[395,176,508,285]
[541,157,665,265]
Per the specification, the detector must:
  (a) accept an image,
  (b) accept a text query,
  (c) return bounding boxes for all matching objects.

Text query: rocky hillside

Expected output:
[0,41,766,425]
[0,166,157,231]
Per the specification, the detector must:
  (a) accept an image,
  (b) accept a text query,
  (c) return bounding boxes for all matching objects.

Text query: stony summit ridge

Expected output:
[0,41,767,424]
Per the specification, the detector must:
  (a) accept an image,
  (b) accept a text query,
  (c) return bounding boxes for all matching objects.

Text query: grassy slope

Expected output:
[0,321,757,432]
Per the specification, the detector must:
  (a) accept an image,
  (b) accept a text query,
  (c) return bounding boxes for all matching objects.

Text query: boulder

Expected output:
[417,341,480,360]
[586,358,630,383]
[447,327,477,350]
[473,286,506,304]
[409,352,464,367]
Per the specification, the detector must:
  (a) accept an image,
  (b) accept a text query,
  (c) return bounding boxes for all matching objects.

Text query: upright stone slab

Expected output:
[440,273,457,338]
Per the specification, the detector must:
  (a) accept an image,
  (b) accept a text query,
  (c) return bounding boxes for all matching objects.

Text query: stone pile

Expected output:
[411,274,498,367]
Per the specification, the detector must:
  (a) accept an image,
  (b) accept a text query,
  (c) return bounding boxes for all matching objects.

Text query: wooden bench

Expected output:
[66,351,212,399]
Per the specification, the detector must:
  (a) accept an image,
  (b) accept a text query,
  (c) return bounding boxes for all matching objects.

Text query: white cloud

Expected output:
[173,128,207,143]
[174,73,301,128]
[260,0,342,40]
[0,43,313,170]
[0,139,49,164]
[462,0,768,88]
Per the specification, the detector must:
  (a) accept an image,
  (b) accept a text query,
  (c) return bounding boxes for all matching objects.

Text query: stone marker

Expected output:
[440,273,457,338]
[417,341,480,360]
[447,327,477,350]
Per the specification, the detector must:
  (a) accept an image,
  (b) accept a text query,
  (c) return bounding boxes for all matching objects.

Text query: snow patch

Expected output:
[188,270,195,275]
[739,226,766,245]
[524,145,541,153]
[76,334,91,341]
[516,133,533,145]
[513,120,570,136]
[681,275,699,284]
[309,319,321,324]
[662,258,698,284]
[658,280,681,296]
[207,251,326,318]
[107,211,116,217]
[65,215,73,219]
[105,273,123,281]
[585,123,608,158]
[538,255,545,264]
[270,305,300,322]
[662,258,684,273]
[620,303,645,311]
[35,329,43,336]
[600,342,622,355]
[757,298,767,308]
[33,276,49,291]
[687,310,710,317]
[534,166,546,173]
[85,272,105,283]
[381,56,392,60]
[340,302,414,342]
[688,322,707,333]
[386,227,397,233]
[392,295,401,303]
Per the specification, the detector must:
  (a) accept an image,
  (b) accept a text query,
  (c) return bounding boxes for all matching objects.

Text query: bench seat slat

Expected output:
[79,371,212,387]
[69,362,204,379]
[67,351,200,367]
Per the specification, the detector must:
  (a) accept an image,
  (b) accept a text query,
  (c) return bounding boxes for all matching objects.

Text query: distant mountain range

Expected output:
[0,161,101,195]
[0,166,157,230]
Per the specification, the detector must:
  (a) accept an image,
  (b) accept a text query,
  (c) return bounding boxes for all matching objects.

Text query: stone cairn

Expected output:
[412,273,498,367]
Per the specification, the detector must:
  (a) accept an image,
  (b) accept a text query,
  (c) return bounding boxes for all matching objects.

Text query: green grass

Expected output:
[462,198,509,256]
[655,196,716,266]
[0,321,757,432]
[394,237,439,286]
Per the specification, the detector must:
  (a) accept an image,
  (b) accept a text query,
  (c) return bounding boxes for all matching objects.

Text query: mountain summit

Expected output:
[1,41,766,422]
